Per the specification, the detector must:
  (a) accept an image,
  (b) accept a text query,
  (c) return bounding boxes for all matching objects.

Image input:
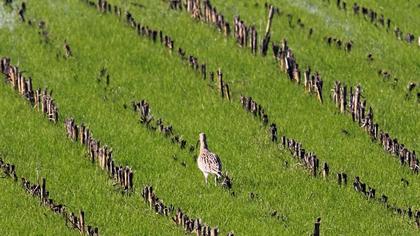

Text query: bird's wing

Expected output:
[207,151,222,173]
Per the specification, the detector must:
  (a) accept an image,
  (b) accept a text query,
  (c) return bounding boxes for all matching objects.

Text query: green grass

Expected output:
[0,178,72,235]
[0,0,418,235]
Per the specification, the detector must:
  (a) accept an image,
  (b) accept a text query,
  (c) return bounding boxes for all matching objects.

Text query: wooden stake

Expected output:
[261,5,275,56]
[201,64,206,80]
[79,210,85,234]
[41,177,47,201]
[128,171,133,190]
[340,84,347,113]
[313,217,321,236]
[265,5,275,37]
[224,84,231,100]
[210,227,219,236]
[217,69,224,98]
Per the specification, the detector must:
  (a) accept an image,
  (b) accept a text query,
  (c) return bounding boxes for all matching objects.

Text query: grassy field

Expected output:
[0,0,419,235]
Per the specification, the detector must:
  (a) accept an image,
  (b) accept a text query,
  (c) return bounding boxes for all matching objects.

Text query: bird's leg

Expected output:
[204,172,208,185]
[214,176,218,186]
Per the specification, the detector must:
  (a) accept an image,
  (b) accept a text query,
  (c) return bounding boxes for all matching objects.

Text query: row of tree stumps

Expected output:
[193,0,230,37]
[0,57,59,123]
[351,175,420,228]
[331,81,418,174]
[132,100,190,151]
[177,48,232,101]
[141,185,234,236]
[82,0,175,51]
[64,118,134,192]
[274,39,324,103]
[0,158,17,181]
[171,0,231,37]
[280,135,325,178]
[175,0,276,56]
[324,36,353,52]
[0,158,99,235]
[240,96,269,126]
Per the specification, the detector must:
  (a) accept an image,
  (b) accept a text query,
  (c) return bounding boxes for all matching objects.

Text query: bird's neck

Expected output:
[200,140,208,152]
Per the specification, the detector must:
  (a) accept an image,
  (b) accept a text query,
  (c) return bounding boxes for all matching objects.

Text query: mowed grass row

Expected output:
[106,0,420,205]
[0,0,417,235]
[0,172,72,235]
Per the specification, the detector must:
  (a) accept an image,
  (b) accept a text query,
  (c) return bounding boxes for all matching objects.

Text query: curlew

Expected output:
[197,133,222,185]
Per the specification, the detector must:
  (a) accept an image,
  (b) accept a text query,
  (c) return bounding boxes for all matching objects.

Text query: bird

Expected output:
[197,133,222,185]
